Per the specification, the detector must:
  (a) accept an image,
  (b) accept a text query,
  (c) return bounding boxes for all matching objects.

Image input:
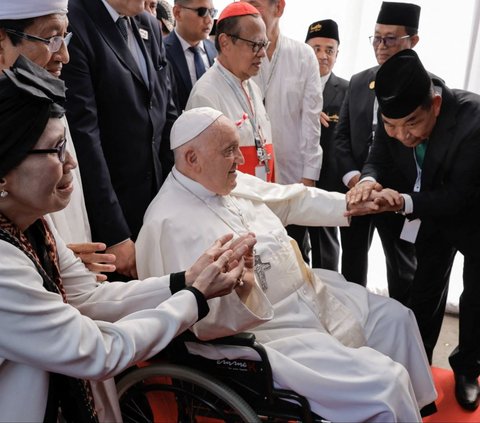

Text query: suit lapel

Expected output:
[323,74,338,109]
[166,32,192,91]
[84,0,146,87]
[204,40,217,66]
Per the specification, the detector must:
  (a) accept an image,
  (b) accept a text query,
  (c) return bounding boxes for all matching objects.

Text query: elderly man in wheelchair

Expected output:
[133,107,438,422]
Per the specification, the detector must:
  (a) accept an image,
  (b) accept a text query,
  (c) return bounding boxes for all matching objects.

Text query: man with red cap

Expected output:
[186,1,275,182]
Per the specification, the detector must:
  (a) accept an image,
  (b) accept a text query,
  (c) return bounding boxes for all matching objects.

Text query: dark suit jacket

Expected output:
[62,0,177,245]
[164,31,217,114]
[317,73,349,192]
[362,79,480,249]
[334,66,378,189]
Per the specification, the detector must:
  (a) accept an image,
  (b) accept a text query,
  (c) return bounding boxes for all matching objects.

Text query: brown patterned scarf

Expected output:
[0,213,98,423]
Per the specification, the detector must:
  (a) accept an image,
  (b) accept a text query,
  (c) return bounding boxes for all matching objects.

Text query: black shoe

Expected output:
[454,373,480,411]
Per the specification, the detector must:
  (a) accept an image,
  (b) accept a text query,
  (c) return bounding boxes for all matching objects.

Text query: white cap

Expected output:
[0,0,68,20]
[170,107,224,150]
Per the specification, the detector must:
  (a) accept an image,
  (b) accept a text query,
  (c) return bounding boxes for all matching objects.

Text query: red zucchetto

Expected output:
[217,2,260,23]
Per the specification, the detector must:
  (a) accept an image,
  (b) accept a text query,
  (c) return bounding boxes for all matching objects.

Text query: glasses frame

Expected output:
[369,34,411,48]
[28,138,67,163]
[4,29,73,53]
[226,34,271,54]
[180,5,218,18]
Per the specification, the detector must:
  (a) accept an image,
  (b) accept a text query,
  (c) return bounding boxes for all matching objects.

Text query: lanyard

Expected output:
[216,64,271,172]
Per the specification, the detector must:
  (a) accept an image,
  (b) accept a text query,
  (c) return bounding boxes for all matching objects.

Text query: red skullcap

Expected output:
[217,2,260,23]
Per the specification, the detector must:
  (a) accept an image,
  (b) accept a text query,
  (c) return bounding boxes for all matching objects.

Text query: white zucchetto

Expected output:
[0,0,68,20]
[170,107,224,150]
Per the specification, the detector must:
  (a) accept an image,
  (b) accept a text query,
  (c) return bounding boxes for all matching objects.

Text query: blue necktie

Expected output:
[189,46,206,80]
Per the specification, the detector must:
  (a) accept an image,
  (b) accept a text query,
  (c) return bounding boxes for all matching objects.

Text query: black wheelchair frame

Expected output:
[116,331,330,422]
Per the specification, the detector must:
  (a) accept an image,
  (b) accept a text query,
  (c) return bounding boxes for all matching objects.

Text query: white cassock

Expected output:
[187,61,275,182]
[253,34,323,184]
[136,168,437,422]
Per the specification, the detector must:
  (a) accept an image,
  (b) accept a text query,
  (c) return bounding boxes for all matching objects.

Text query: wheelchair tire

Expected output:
[116,363,261,423]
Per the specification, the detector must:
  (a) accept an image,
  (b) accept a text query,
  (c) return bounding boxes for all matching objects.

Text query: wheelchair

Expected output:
[116,331,330,422]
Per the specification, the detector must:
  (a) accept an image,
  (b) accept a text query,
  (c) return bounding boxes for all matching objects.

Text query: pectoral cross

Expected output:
[254,255,271,291]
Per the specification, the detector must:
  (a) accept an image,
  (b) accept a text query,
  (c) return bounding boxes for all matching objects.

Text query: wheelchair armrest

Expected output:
[180,330,256,347]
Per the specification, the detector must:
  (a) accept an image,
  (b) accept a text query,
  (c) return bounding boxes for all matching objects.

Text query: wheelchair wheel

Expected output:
[117,363,261,423]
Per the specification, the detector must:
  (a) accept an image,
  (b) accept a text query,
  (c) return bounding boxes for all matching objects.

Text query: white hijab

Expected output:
[0,0,67,20]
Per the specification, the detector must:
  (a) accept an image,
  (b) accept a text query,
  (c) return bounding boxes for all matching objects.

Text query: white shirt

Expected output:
[175,29,211,85]
[253,34,323,184]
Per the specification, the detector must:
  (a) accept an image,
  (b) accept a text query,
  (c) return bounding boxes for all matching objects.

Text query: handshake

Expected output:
[344,180,404,217]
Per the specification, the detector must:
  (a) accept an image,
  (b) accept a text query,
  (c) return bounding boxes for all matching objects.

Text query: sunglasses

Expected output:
[181,5,218,18]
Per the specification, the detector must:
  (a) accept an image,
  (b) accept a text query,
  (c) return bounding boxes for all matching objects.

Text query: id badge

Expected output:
[255,165,267,181]
[400,218,421,244]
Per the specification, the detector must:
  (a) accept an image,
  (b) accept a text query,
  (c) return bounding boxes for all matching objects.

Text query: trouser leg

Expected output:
[307,225,340,271]
[410,237,456,363]
[449,254,480,377]
[375,213,417,306]
[339,215,374,286]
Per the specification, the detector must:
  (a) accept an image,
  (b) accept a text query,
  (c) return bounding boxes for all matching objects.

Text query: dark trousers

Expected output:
[340,213,417,306]
[286,224,310,264]
[307,226,340,271]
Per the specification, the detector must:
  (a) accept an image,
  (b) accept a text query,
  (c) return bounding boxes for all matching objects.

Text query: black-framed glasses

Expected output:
[4,29,73,53]
[226,34,270,54]
[28,138,67,163]
[369,35,411,48]
[181,6,217,18]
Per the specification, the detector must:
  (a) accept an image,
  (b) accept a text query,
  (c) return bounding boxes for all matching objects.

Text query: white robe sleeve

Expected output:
[0,240,200,381]
[233,172,349,227]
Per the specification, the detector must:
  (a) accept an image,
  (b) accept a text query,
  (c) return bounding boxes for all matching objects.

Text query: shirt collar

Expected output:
[175,29,205,53]
[321,72,331,91]
[172,166,218,199]
[100,0,122,22]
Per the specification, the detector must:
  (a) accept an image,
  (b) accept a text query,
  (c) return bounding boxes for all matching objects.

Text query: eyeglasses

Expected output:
[227,34,270,54]
[28,138,67,163]
[369,35,411,48]
[181,6,217,18]
[4,29,73,53]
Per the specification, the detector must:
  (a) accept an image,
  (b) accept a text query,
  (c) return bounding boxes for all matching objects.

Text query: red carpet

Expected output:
[424,367,480,422]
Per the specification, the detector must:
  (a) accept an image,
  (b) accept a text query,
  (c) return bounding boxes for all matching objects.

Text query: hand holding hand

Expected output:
[192,252,245,300]
[67,242,116,282]
[346,180,383,205]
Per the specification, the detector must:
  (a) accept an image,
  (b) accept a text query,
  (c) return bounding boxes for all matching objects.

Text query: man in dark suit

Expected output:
[62,0,177,278]
[349,49,480,411]
[165,0,217,114]
[305,19,348,271]
[333,2,418,304]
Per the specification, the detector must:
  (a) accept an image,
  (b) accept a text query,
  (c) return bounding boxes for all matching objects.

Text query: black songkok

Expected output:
[0,55,65,177]
[305,19,339,44]
[375,49,431,119]
[376,2,421,29]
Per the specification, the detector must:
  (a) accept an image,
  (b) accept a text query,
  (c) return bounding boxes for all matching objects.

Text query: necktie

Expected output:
[189,46,206,80]
[117,17,129,42]
[415,142,427,168]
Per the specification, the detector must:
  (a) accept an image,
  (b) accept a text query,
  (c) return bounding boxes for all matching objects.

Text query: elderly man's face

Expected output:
[174,0,215,43]
[307,37,338,77]
[3,118,77,227]
[0,14,69,77]
[222,15,267,80]
[382,95,441,148]
[196,116,245,195]
[373,24,418,66]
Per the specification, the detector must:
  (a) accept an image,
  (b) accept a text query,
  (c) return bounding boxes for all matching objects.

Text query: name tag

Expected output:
[139,28,149,40]
[400,218,421,244]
